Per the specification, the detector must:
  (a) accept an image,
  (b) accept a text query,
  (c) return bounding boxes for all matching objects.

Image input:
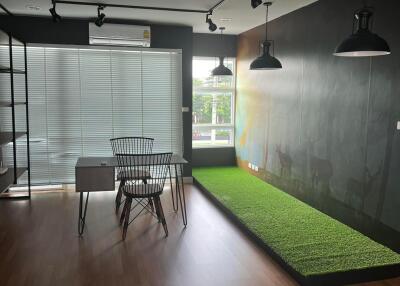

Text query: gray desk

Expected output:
[75,154,188,235]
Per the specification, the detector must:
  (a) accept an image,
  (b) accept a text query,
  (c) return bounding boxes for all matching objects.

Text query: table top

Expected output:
[76,154,188,168]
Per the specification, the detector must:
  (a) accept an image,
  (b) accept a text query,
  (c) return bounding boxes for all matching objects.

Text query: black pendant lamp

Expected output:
[334,6,390,57]
[250,2,282,70]
[212,27,233,76]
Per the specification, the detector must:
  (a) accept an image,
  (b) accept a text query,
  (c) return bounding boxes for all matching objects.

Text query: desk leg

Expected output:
[168,166,178,212]
[78,192,90,236]
[175,164,187,227]
[179,163,188,226]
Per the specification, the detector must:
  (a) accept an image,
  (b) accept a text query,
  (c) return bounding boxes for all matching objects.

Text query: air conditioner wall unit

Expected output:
[89,23,151,47]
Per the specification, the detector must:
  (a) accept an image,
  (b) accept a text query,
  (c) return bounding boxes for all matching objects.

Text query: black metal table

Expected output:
[75,154,188,235]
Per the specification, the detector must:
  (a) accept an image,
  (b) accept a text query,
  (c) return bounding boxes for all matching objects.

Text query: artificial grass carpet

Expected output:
[193,167,400,277]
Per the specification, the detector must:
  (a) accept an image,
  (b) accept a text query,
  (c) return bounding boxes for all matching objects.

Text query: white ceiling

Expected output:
[0,0,319,34]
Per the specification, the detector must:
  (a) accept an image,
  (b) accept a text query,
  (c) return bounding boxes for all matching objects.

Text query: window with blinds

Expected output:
[0,45,183,185]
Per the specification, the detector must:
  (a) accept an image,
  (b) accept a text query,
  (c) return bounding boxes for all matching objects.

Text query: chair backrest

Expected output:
[110,137,154,155]
[115,153,172,197]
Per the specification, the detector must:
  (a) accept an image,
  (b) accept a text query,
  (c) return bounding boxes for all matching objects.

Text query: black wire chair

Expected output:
[116,153,172,240]
[110,137,154,212]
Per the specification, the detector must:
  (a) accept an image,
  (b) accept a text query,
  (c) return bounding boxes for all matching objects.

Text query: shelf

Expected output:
[0,28,30,200]
[0,132,27,146]
[0,167,27,194]
[0,101,26,107]
[0,192,30,199]
[0,66,25,74]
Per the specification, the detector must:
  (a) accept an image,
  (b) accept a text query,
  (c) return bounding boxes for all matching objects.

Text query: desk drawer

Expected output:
[75,167,115,192]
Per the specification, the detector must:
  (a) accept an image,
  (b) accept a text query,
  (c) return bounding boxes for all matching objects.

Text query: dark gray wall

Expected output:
[192,147,236,167]
[0,15,193,176]
[236,0,400,250]
[193,33,237,57]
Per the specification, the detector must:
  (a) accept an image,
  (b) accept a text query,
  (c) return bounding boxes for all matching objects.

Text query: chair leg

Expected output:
[148,198,154,212]
[122,198,133,240]
[153,196,161,222]
[116,180,125,213]
[120,196,129,226]
[142,179,154,211]
[155,196,168,237]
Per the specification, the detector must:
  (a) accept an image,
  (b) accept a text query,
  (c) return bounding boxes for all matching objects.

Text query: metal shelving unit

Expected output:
[0,29,31,199]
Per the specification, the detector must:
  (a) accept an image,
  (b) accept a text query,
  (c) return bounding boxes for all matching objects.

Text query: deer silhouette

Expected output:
[308,139,333,192]
[276,144,292,178]
[310,155,333,191]
[345,166,381,212]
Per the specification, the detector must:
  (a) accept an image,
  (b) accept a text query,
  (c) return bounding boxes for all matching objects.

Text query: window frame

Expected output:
[192,56,236,149]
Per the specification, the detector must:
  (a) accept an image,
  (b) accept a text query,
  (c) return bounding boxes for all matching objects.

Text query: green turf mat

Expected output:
[193,167,400,277]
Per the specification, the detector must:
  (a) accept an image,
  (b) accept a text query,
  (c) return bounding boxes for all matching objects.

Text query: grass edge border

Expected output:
[193,177,400,286]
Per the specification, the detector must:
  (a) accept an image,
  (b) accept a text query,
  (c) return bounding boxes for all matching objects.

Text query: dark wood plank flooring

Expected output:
[0,185,398,286]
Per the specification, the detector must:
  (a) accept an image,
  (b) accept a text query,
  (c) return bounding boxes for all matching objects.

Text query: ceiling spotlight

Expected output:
[251,0,263,9]
[49,0,61,22]
[206,13,217,32]
[95,5,106,27]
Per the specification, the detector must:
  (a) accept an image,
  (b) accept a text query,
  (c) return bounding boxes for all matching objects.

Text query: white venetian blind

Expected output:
[22,45,182,185]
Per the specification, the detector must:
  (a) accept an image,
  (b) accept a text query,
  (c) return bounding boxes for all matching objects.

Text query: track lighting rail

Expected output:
[54,0,226,14]
[209,0,226,12]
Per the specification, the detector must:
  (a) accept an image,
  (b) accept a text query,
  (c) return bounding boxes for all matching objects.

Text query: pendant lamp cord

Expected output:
[265,3,269,42]
[219,27,225,57]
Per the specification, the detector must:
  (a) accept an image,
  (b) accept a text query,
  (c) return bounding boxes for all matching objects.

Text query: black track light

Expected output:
[206,13,217,32]
[49,0,61,22]
[251,0,263,9]
[95,5,106,27]
[208,20,217,32]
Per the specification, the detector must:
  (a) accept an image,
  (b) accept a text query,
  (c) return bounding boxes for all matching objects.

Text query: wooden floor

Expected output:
[0,185,399,286]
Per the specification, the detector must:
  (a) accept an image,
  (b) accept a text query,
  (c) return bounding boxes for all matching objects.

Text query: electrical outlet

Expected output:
[397,121,400,130]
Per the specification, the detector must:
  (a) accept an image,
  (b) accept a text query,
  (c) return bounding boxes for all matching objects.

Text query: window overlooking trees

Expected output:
[192,57,235,148]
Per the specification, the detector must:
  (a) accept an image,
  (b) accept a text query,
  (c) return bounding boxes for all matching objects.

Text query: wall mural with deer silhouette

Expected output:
[235,0,400,249]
